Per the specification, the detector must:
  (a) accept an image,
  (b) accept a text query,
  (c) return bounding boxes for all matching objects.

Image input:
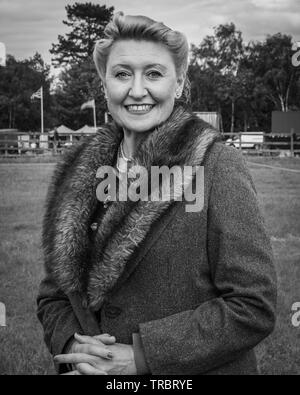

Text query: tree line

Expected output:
[0,2,299,133]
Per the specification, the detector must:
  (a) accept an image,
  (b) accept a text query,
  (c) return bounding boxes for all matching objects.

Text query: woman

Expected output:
[37,12,277,375]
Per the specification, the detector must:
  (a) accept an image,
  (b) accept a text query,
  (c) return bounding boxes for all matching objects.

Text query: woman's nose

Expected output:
[128,76,147,99]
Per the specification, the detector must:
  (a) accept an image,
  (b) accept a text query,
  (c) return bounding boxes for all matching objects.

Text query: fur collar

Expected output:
[42,106,221,310]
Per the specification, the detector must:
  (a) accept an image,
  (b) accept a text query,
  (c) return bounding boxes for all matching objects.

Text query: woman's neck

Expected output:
[122,129,151,159]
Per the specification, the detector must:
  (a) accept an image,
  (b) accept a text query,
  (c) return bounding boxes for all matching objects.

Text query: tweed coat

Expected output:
[37,106,277,375]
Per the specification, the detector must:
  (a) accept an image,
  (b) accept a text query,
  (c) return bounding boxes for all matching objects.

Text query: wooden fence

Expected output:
[221,132,300,157]
[0,132,299,157]
[0,138,65,156]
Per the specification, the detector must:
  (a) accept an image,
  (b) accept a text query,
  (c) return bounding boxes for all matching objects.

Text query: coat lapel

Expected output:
[106,202,182,296]
[42,124,123,297]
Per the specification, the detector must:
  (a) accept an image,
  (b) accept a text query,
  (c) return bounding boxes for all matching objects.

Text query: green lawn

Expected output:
[0,157,299,375]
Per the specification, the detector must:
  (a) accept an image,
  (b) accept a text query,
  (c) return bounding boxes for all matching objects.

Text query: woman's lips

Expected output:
[125,104,155,114]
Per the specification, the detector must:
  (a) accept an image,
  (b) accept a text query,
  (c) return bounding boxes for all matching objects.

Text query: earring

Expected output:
[175,90,181,99]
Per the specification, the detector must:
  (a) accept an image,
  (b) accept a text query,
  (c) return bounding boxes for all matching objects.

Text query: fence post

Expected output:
[53,140,57,155]
[18,135,21,155]
[291,128,294,158]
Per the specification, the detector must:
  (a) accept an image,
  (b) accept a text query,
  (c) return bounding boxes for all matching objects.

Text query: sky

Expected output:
[0,0,299,73]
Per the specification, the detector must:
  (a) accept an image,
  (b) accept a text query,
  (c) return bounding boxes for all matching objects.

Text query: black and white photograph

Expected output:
[0,0,299,377]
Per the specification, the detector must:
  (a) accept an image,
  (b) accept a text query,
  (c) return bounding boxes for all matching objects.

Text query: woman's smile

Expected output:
[125,104,156,115]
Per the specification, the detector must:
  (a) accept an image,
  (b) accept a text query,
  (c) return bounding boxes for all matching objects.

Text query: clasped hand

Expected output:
[54,333,137,375]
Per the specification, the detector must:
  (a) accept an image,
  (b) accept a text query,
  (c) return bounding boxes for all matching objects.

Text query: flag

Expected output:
[81,99,95,110]
[31,87,42,100]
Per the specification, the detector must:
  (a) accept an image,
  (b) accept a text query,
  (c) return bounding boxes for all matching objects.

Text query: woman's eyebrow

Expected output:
[110,63,168,71]
[146,64,167,71]
[111,64,131,71]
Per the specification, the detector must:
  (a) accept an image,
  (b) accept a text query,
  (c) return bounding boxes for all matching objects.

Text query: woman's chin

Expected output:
[120,114,173,134]
[121,121,159,134]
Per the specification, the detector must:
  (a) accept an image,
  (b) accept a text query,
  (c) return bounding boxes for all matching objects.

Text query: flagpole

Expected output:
[41,86,44,134]
[93,100,97,130]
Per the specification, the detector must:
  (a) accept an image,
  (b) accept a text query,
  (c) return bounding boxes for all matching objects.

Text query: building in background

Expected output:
[194,112,220,131]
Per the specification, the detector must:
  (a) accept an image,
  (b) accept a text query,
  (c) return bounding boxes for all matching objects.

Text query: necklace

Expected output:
[120,139,133,162]
[116,139,133,173]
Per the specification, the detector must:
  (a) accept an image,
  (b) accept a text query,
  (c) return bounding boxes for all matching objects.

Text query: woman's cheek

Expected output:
[152,82,176,103]
[106,78,126,100]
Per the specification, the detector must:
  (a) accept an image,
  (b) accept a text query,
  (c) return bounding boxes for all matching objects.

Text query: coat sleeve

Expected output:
[37,142,89,372]
[138,144,277,375]
[37,274,83,373]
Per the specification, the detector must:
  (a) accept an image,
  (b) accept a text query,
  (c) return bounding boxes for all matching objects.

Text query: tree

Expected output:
[52,60,107,130]
[50,2,114,67]
[189,25,300,133]
[0,53,52,130]
[190,23,247,133]
[50,2,115,128]
[246,33,300,112]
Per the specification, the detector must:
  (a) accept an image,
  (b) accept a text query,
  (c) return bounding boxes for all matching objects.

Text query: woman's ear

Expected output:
[175,74,185,99]
[102,81,108,100]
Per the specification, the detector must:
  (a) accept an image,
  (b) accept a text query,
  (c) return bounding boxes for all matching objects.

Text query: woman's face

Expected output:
[103,39,184,133]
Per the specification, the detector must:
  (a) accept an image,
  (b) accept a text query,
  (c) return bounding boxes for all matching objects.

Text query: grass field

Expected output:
[0,156,299,375]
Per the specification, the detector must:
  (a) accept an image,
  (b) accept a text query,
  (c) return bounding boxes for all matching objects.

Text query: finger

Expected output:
[76,363,108,376]
[54,353,96,365]
[94,334,116,344]
[75,333,116,346]
[60,370,81,375]
[73,344,113,360]
[74,333,102,346]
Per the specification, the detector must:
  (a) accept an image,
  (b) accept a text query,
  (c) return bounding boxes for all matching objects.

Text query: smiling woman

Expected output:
[37,12,277,376]
[93,13,189,156]
[104,39,183,138]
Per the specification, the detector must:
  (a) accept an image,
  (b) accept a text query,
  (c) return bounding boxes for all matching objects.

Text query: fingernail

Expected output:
[107,352,113,359]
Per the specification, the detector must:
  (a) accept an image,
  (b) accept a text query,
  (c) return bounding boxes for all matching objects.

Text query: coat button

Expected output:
[104,303,122,319]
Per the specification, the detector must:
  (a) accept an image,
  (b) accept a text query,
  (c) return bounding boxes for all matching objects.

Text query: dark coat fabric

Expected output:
[37,106,277,375]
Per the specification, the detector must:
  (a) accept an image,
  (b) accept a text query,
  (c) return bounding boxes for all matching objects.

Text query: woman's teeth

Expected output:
[126,105,154,112]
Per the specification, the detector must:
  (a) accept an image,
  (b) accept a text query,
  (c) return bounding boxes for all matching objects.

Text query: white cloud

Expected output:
[250,0,297,11]
[0,0,299,65]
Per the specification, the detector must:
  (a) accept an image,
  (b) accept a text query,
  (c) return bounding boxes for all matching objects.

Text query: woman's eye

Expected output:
[147,71,162,79]
[115,72,131,80]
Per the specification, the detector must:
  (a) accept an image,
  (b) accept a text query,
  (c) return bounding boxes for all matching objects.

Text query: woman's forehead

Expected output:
[106,39,175,69]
